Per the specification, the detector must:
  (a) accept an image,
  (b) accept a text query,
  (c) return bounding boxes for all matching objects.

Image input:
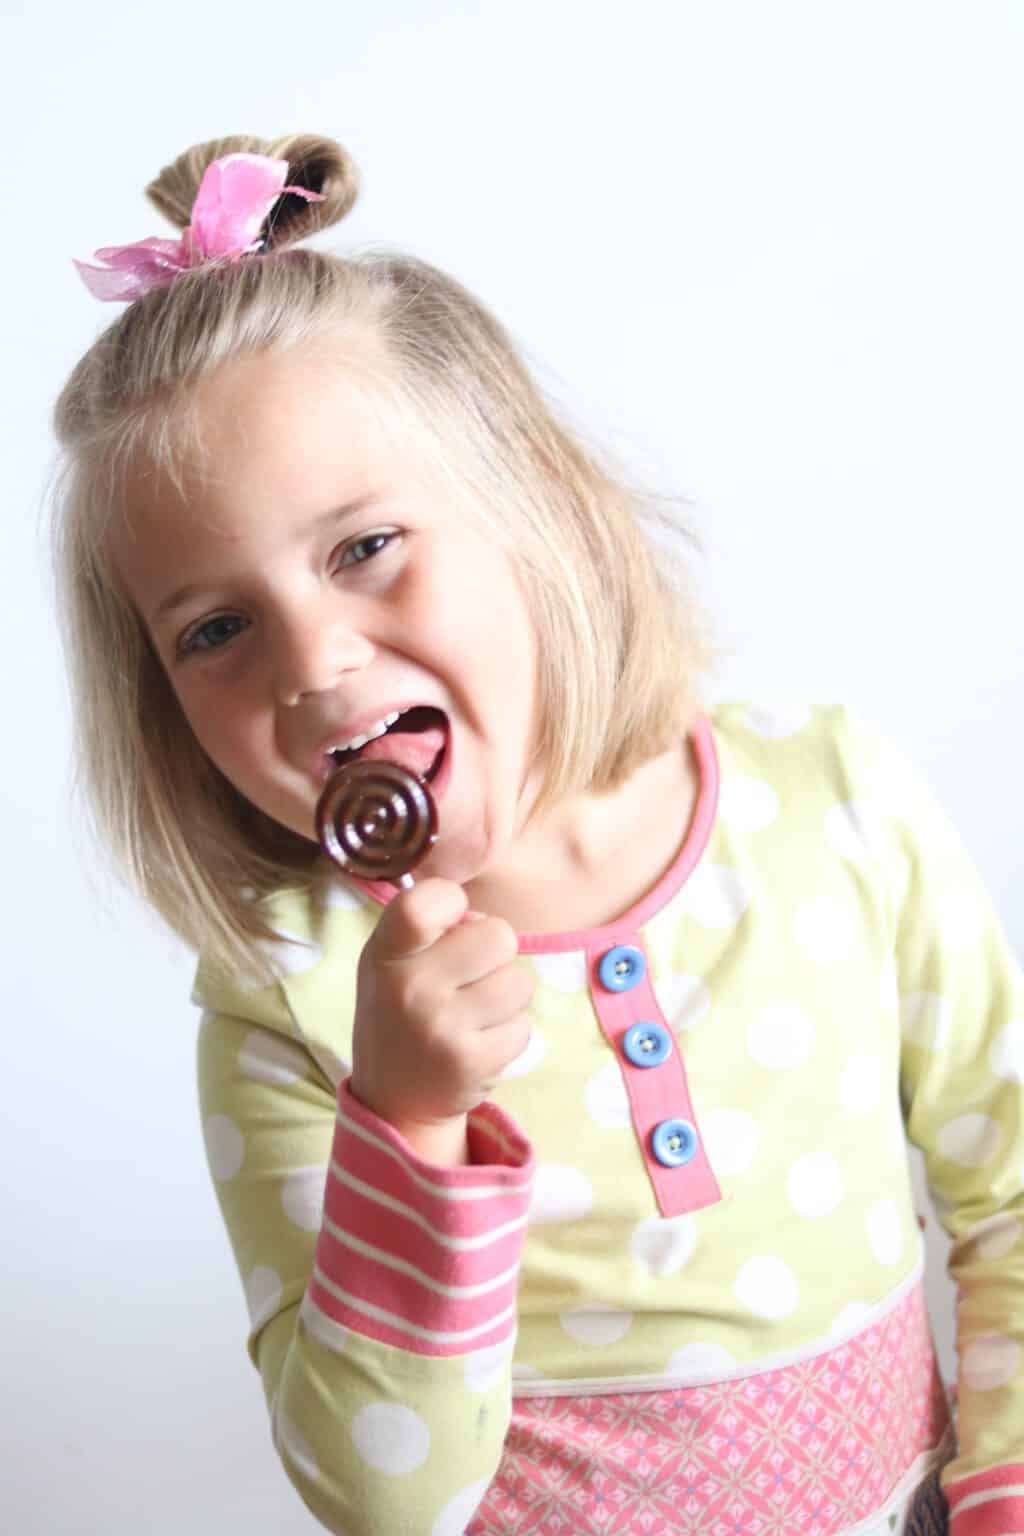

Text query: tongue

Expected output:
[358,725,446,779]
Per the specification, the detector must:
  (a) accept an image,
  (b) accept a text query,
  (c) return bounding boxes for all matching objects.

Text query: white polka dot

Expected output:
[282,1165,328,1230]
[734,1256,799,1319]
[529,1165,593,1224]
[747,1003,815,1070]
[463,1340,513,1392]
[962,1334,1021,1391]
[793,896,858,965]
[743,702,814,738]
[901,990,953,1050]
[867,1200,904,1265]
[324,877,367,909]
[276,1411,319,1482]
[350,1403,430,1475]
[968,1214,1021,1262]
[831,1302,874,1339]
[787,1151,843,1218]
[665,1341,737,1379]
[584,1061,631,1128]
[239,1030,309,1087]
[701,1108,761,1176]
[680,863,753,929]
[498,1028,546,1080]
[937,1113,1001,1168]
[257,929,323,977]
[630,1214,698,1276]
[432,1480,490,1536]
[840,1053,883,1116]
[204,1114,244,1181]
[530,951,587,992]
[719,775,780,832]
[990,1021,1024,1083]
[652,973,711,1032]
[559,1307,634,1345]
[246,1266,283,1331]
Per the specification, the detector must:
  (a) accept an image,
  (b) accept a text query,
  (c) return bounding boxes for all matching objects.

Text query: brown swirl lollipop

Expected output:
[316,758,438,889]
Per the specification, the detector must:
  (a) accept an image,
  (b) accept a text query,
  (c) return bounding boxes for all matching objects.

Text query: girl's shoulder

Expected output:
[706,694,888,787]
[705,696,963,888]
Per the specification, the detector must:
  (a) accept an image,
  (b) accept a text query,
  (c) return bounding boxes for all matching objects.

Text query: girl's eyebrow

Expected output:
[148,495,378,625]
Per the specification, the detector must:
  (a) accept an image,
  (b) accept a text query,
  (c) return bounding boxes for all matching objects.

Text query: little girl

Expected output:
[53,133,1023,1536]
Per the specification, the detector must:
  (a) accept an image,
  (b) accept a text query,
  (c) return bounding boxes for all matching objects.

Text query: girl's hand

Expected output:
[348,879,535,1161]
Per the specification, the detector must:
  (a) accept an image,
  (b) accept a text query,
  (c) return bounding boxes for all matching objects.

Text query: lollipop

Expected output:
[316,758,438,889]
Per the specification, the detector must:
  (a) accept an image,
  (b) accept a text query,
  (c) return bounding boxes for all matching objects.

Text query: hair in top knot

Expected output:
[145,132,360,251]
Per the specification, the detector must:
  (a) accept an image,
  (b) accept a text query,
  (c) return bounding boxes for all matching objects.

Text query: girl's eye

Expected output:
[337,530,399,568]
[178,613,249,658]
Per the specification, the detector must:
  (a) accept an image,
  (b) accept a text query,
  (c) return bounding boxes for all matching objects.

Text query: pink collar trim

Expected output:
[342,712,719,952]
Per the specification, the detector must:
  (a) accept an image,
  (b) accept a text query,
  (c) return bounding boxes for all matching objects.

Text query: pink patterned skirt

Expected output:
[468,1282,951,1535]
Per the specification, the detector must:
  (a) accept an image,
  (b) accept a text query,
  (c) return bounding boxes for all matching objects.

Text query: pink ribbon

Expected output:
[74,153,325,302]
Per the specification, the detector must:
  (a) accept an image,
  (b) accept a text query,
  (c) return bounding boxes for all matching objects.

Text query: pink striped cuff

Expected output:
[946,1465,1024,1535]
[309,1081,535,1357]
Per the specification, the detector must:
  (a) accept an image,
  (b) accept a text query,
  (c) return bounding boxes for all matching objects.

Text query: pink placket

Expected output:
[518,713,723,1218]
[581,929,721,1216]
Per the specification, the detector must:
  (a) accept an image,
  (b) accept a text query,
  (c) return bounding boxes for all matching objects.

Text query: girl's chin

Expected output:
[417,807,496,885]
[421,843,485,888]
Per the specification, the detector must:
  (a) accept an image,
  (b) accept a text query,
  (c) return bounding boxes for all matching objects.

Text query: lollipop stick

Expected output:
[397,873,415,891]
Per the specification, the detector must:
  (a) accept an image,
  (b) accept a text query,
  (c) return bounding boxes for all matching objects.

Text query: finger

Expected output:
[371,878,469,961]
[467,1013,535,1087]
[431,914,521,990]
[451,955,536,1027]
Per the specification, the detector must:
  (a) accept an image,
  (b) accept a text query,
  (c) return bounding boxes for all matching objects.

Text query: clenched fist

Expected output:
[348,878,535,1163]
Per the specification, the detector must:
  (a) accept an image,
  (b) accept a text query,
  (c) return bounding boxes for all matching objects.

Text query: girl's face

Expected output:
[111,348,542,885]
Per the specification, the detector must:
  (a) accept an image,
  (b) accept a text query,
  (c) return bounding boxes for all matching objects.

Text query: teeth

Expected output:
[327,707,408,759]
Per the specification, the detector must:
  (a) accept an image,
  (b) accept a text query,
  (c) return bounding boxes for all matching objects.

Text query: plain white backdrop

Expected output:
[3,2,1021,1530]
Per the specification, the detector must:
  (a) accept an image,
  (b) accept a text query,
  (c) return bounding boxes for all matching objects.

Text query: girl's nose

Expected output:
[271,607,374,706]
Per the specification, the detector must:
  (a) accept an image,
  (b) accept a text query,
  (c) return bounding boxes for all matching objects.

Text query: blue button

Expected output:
[651,1118,698,1168]
[597,944,646,992]
[622,1022,673,1069]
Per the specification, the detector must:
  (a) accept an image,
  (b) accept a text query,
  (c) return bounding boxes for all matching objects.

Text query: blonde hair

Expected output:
[51,132,727,979]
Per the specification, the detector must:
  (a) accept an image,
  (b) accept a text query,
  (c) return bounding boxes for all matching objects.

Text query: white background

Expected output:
[3,2,1022,1530]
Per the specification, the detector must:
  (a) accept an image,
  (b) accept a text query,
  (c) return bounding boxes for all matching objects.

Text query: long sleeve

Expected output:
[843,709,1024,1535]
[196,989,534,1536]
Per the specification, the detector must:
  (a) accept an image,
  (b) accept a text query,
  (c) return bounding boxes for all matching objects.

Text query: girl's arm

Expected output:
[196,992,533,1536]
[843,708,1024,1536]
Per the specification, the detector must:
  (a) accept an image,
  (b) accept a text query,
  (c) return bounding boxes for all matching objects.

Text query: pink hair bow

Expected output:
[74,153,325,302]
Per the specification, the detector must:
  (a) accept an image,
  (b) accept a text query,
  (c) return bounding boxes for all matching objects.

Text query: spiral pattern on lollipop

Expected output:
[315,758,438,883]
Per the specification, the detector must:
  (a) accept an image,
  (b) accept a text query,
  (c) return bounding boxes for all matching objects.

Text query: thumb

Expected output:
[371,877,470,960]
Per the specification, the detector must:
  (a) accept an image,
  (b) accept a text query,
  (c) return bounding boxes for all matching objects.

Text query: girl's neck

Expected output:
[461,738,699,936]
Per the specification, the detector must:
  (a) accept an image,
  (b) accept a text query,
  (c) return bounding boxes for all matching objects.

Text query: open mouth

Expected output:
[327,705,449,784]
